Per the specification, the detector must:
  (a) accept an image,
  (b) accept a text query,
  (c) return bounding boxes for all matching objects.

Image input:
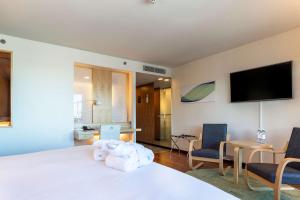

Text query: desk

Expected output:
[229,140,273,184]
[74,128,142,145]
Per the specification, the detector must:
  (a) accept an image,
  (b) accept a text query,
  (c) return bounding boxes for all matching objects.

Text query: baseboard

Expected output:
[138,142,190,154]
[138,142,171,150]
[138,142,247,167]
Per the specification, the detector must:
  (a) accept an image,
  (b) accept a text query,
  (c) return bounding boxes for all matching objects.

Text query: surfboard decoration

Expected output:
[181,81,215,103]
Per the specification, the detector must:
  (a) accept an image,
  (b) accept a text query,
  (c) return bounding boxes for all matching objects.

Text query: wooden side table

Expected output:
[228,140,273,184]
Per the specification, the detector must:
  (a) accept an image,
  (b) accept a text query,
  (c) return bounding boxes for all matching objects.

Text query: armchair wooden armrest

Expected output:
[219,134,231,160]
[188,139,202,169]
[189,139,202,153]
[276,158,300,183]
[219,133,230,153]
[219,141,231,160]
[219,134,231,176]
[248,144,287,164]
[274,158,300,199]
[219,141,231,155]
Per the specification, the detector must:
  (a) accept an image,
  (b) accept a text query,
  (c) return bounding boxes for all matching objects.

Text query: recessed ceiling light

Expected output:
[84,76,90,80]
[164,79,170,82]
[158,77,163,81]
[145,0,157,4]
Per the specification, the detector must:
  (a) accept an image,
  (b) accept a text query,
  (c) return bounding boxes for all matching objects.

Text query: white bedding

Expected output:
[0,146,238,200]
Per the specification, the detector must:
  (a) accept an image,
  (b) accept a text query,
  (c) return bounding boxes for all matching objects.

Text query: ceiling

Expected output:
[1,1,300,67]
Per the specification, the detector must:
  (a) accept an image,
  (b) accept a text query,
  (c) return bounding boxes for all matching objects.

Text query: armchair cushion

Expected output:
[285,127,300,170]
[247,163,300,184]
[202,124,227,151]
[191,149,219,159]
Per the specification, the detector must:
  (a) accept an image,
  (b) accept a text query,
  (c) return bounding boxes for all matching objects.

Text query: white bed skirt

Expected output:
[0,145,238,200]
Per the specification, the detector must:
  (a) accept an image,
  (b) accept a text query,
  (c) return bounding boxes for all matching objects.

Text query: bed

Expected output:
[0,145,238,200]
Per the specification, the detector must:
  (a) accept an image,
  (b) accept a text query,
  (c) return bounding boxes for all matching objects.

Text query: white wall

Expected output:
[0,34,172,156]
[172,28,300,159]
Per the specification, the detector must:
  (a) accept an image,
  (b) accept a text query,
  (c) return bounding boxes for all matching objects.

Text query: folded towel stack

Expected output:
[105,154,139,172]
[93,140,124,161]
[93,140,154,172]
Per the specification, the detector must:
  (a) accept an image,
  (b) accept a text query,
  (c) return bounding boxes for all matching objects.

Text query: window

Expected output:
[112,72,128,122]
[73,94,83,120]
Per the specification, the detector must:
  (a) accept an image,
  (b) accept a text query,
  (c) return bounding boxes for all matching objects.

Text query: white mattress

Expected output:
[0,146,238,200]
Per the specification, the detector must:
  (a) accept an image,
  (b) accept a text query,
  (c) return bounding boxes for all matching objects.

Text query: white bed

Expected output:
[0,145,238,200]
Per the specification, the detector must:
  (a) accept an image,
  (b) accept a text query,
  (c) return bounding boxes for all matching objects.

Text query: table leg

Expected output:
[239,149,243,175]
[186,138,192,157]
[234,147,240,184]
[259,151,263,163]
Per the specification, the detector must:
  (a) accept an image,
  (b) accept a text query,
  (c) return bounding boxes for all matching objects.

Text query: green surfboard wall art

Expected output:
[181,81,215,103]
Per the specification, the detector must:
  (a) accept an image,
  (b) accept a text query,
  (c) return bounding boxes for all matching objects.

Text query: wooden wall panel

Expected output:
[92,69,112,123]
[0,52,11,122]
[0,78,10,119]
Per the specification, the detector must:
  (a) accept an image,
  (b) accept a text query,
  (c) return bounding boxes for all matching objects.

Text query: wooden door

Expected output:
[136,83,155,143]
[0,52,11,123]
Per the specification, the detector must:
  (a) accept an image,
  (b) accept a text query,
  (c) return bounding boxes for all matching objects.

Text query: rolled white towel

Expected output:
[93,148,108,161]
[93,139,123,149]
[105,154,139,172]
[93,140,154,171]
[138,148,154,167]
[133,144,154,167]
[110,142,137,157]
[106,140,124,152]
[93,140,124,161]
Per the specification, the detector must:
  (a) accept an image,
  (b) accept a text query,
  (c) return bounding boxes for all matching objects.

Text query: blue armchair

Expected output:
[188,124,230,175]
[246,127,300,200]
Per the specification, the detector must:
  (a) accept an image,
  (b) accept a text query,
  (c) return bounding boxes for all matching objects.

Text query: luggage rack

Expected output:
[170,134,197,155]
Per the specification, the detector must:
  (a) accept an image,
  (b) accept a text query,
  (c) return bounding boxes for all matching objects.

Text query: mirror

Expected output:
[0,50,12,127]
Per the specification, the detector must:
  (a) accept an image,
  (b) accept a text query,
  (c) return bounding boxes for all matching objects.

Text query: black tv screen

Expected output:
[230,61,293,102]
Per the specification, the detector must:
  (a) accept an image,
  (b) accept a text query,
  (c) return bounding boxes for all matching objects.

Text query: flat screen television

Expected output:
[230,61,293,102]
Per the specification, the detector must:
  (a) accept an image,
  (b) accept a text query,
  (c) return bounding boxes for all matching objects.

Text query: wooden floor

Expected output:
[155,150,300,191]
[154,150,226,172]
